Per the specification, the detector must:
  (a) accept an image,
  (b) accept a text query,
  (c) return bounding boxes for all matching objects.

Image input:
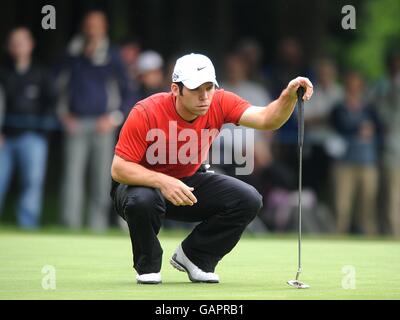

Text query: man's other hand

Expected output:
[287,76,314,101]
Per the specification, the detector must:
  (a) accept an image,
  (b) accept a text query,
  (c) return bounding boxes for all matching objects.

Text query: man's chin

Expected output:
[195,107,209,115]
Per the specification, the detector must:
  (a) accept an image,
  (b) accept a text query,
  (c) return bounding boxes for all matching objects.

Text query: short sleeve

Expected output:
[218,90,251,124]
[115,105,150,163]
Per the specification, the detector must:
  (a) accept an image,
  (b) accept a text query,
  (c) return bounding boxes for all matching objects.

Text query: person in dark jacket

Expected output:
[56,10,131,231]
[0,27,56,229]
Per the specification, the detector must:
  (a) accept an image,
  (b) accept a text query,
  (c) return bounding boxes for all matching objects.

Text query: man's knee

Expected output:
[230,183,263,221]
[123,187,165,219]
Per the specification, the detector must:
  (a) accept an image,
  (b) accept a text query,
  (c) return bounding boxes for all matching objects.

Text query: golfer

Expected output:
[111,53,313,284]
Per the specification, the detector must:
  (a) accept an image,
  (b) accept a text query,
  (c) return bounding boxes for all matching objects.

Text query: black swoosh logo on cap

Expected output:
[197,67,206,71]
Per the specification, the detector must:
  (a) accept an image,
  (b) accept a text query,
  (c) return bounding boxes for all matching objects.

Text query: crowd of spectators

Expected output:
[1,10,399,238]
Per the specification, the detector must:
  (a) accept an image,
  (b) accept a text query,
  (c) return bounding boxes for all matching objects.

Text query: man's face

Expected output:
[173,82,216,118]
[140,69,164,89]
[8,28,34,60]
[345,72,364,95]
[82,12,108,41]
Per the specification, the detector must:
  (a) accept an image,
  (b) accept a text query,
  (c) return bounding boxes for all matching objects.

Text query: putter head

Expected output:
[287,280,310,289]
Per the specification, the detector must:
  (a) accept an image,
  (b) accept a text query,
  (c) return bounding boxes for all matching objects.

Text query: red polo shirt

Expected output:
[115,89,251,178]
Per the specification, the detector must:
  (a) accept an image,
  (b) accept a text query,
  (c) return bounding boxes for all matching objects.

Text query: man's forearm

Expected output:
[263,88,297,130]
[239,77,312,131]
[111,156,164,189]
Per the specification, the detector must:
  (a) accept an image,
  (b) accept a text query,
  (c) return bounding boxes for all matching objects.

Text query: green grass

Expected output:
[0,228,399,300]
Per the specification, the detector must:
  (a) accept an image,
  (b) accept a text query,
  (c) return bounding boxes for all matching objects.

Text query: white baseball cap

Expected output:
[172,53,219,89]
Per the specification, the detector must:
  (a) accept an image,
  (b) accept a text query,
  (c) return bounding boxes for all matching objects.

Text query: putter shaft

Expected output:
[296,144,303,280]
[296,87,305,281]
[287,87,310,289]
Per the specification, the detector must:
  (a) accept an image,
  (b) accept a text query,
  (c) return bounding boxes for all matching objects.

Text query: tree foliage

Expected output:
[347,0,400,79]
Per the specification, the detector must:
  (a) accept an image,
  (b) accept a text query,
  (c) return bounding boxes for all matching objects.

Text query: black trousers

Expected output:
[111,171,263,274]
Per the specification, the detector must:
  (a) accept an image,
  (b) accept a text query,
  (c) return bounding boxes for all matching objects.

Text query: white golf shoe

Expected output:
[170,245,219,283]
[136,272,162,284]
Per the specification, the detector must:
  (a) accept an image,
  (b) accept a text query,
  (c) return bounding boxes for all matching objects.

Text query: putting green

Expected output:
[0,229,399,300]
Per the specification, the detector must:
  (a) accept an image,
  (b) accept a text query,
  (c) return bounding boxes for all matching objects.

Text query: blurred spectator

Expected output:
[303,57,344,194]
[266,37,311,98]
[136,50,167,99]
[0,87,4,137]
[235,38,266,85]
[217,52,271,233]
[371,49,400,237]
[216,52,271,177]
[56,11,130,231]
[265,37,313,173]
[222,52,271,103]
[330,71,382,235]
[0,27,56,229]
[119,38,142,114]
[119,38,142,82]
[247,131,333,233]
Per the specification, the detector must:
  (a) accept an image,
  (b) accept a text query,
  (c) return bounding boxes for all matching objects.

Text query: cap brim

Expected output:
[182,78,219,90]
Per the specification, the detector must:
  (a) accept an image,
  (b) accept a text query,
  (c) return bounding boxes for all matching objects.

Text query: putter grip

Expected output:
[297,86,305,101]
[297,87,305,148]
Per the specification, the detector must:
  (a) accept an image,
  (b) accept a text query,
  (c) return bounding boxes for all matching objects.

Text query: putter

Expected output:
[287,87,310,289]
